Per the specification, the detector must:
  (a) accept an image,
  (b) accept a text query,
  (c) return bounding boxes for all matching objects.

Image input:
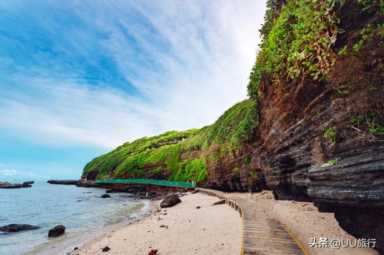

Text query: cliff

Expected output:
[82,99,260,190]
[247,0,384,252]
[83,0,384,252]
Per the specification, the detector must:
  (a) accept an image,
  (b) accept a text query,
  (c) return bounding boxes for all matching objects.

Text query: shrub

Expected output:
[324,127,337,144]
[248,0,339,99]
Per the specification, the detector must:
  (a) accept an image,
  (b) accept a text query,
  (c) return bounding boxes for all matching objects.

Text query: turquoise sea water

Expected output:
[0,182,150,255]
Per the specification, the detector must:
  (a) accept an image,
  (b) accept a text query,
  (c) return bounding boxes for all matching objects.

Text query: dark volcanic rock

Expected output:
[102,246,110,252]
[101,193,111,198]
[48,225,65,238]
[247,1,384,252]
[76,1,384,252]
[160,194,181,208]
[148,249,158,255]
[76,180,98,187]
[47,180,79,185]
[0,224,40,233]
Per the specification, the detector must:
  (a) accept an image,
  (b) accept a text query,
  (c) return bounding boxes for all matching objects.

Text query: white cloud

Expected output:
[0,169,46,179]
[0,0,266,149]
[0,80,159,148]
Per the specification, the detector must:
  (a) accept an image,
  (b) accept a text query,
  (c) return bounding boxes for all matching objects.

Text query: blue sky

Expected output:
[0,0,266,180]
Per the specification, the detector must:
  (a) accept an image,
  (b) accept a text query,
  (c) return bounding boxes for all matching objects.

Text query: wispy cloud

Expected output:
[0,169,47,179]
[0,0,266,149]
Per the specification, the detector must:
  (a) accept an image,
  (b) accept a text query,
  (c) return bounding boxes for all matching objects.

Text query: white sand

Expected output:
[71,190,379,255]
[73,193,241,255]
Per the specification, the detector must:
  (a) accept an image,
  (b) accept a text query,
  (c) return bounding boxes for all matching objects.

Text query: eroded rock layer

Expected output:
[81,0,384,251]
[248,0,384,251]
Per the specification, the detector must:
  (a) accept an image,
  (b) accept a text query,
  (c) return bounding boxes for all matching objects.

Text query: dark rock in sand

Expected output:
[196,206,201,209]
[148,249,158,255]
[212,199,226,206]
[47,180,79,185]
[102,246,110,252]
[0,224,40,233]
[101,194,111,198]
[48,225,65,238]
[160,194,181,208]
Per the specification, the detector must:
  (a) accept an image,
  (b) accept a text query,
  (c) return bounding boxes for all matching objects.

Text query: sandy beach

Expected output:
[66,190,379,255]
[72,192,241,255]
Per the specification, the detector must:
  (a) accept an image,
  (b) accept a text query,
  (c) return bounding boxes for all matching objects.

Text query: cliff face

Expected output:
[82,99,260,191]
[247,0,384,251]
[83,0,384,251]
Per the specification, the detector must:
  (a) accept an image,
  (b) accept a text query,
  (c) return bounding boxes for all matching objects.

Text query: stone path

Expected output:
[198,188,306,255]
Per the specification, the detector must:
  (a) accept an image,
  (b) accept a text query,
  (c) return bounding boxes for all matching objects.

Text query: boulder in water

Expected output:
[48,225,65,238]
[0,224,39,233]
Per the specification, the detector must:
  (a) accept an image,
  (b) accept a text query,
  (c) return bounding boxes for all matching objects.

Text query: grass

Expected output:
[83,130,198,180]
[350,114,384,135]
[321,159,338,167]
[83,99,258,184]
[324,127,337,144]
[327,159,338,166]
[83,0,384,185]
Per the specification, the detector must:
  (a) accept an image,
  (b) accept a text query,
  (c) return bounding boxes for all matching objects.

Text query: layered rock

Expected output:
[82,100,260,192]
[80,0,383,251]
[247,0,384,252]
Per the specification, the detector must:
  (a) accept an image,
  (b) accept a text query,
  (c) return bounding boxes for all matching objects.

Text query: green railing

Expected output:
[95,178,196,189]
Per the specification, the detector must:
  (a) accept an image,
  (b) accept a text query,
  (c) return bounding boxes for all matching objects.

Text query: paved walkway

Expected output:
[198,188,306,255]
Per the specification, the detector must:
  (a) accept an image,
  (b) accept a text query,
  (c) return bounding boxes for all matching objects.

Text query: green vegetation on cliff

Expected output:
[248,0,383,99]
[83,99,258,183]
[182,99,257,150]
[83,129,198,180]
[248,0,339,98]
[83,0,383,186]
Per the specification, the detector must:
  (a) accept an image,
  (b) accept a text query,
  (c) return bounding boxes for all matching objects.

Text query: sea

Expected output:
[0,181,151,255]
